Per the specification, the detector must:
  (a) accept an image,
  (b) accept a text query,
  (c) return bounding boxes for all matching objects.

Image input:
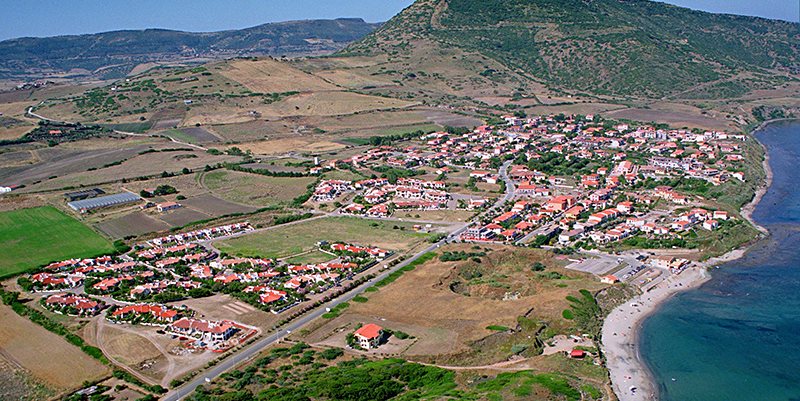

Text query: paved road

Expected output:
[163,223,471,400]
[159,162,502,399]
[494,160,515,211]
[470,160,516,222]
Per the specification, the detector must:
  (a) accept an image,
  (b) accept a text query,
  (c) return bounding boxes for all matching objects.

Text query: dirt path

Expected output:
[94,312,163,386]
[418,357,532,372]
[26,106,207,151]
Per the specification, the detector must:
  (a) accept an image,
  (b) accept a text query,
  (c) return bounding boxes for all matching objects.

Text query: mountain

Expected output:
[0,18,380,80]
[344,0,799,99]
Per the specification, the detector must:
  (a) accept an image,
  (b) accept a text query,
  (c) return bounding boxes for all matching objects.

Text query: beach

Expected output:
[602,130,775,401]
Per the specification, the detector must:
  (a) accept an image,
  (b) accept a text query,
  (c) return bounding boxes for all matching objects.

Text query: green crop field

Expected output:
[0,206,115,276]
[215,216,434,259]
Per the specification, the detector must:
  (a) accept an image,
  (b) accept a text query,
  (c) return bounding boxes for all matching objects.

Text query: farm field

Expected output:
[0,355,54,401]
[0,303,110,393]
[159,127,221,144]
[202,170,315,207]
[204,119,295,142]
[0,138,163,187]
[302,109,438,132]
[215,216,438,259]
[0,206,114,276]
[95,211,172,239]
[21,149,240,192]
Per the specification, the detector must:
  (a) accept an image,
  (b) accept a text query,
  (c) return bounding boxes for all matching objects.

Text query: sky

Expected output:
[0,0,797,41]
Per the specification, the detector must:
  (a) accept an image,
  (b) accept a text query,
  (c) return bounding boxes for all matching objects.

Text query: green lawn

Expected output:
[0,206,115,276]
[284,250,335,265]
[215,216,434,259]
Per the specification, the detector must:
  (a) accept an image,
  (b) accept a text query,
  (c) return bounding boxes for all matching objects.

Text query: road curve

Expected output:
[26,106,207,151]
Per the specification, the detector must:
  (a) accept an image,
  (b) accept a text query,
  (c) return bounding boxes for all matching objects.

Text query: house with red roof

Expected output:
[44,293,101,316]
[353,323,384,349]
[167,318,238,347]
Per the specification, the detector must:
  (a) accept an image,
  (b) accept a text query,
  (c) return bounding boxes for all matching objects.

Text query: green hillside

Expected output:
[345,0,799,98]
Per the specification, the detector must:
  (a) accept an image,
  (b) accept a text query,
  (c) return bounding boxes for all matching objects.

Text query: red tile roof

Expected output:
[354,323,383,340]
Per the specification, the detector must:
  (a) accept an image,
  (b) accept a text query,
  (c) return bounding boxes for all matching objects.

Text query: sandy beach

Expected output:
[602,129,775,401]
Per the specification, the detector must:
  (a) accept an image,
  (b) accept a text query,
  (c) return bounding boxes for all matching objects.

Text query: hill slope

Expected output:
[345,0,799,99]
[0,18,380,80]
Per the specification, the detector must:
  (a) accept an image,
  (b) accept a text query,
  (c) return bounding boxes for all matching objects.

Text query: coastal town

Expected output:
[1,2,797,400]
[1,110,766,400]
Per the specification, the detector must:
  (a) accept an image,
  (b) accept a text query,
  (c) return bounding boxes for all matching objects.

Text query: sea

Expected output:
[640,120,800,401]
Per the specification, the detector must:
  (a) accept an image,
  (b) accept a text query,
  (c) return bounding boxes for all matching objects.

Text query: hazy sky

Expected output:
[1,0,797,41]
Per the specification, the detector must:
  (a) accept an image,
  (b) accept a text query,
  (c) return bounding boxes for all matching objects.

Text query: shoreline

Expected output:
[601,121,778,401]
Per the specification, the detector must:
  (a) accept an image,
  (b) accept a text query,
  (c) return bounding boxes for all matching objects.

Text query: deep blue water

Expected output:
[640,121,800,401]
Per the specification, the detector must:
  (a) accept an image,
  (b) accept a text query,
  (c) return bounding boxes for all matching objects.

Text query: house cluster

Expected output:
[314,176,453,218]
[108,303,182,324]
[141,222,253,248]
[42,293,102,316]
[436,114,743,247]
[29,256,137,291]
[166,317,256,351]
[28,223,393,317]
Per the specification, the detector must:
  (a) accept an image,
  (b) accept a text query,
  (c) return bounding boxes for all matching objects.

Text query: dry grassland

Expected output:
[0,125,33,140]
[215,217,436,259]
[257,91,415,118]
[307,245,605,361]
[202,170,316,206]
[312,69,395,89]
[0,101,35,118]
[220,58,338,93]
[237,137,347,155]
[605,107,732,131]
[394,210,475,222]
[100,326,162,366]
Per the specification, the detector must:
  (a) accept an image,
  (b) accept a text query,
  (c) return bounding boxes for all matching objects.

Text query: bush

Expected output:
[319,348,344,360]
[486,325,510,332]
[393,331,413,340]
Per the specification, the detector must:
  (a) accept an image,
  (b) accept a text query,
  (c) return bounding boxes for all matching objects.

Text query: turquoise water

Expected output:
[640,121,800,401]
